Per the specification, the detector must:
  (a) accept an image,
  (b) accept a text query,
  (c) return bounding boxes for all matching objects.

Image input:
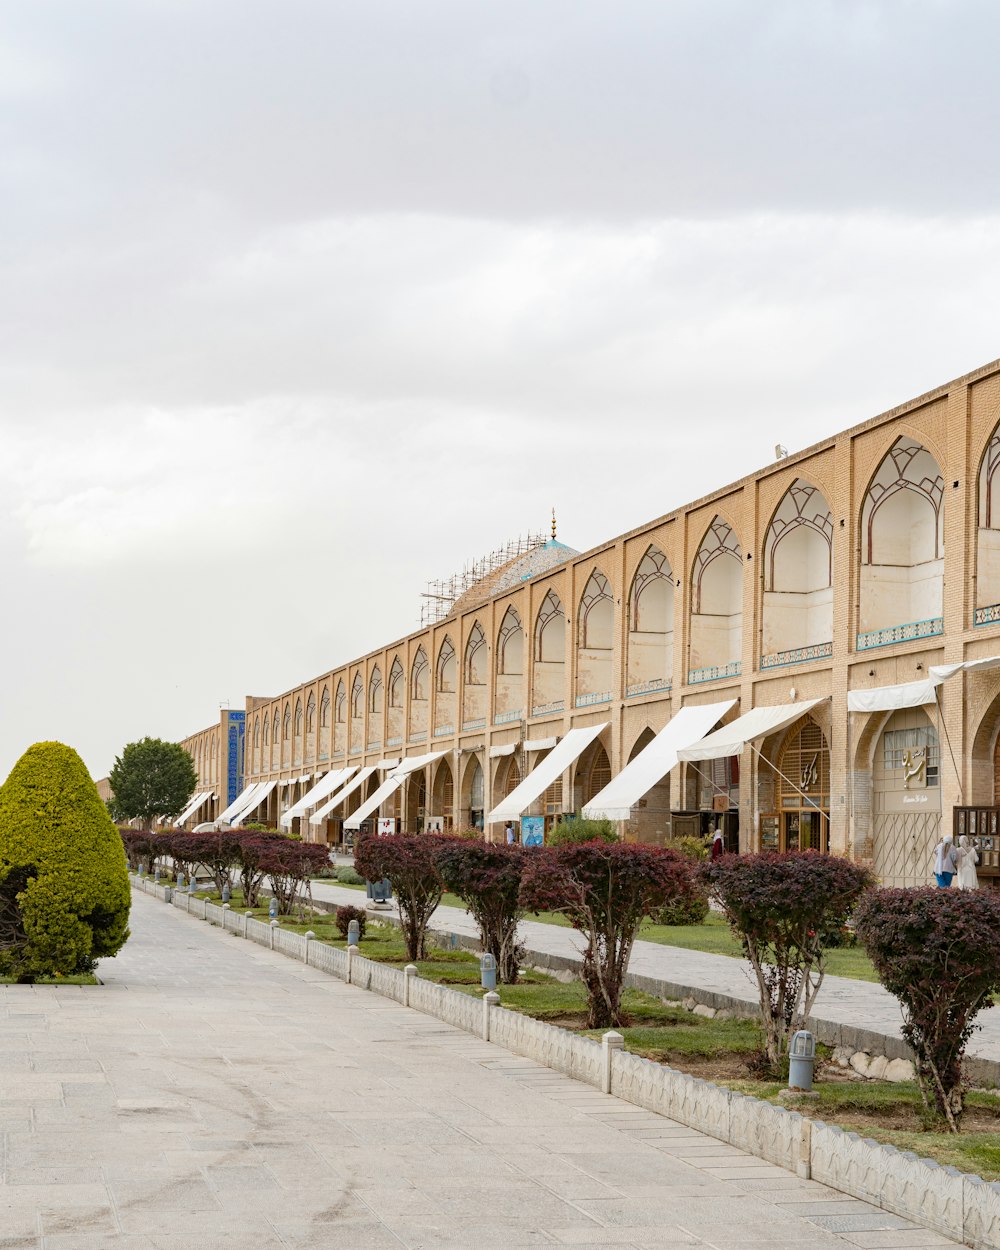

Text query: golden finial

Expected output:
[551,507,557,541]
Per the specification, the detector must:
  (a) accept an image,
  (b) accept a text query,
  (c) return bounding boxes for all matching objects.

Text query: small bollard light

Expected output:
[480,952,497,992]
[347,918,360,946]
[788,1030,816,1092]
[222,883,231,904]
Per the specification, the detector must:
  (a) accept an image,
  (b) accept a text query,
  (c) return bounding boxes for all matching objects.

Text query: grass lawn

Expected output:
[0,974,99,985]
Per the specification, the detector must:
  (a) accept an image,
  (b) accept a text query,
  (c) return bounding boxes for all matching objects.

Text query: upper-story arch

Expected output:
[689,516,743,683]
[435,636,457,736]
[627,545,673,696]
[977,423,1000,624]
[294,698,303,736]
[858,436,944,648]
[306,691,316,734]
[410,646,429,739]
[533,589,565,715]
[282,702,292,765]
[333,679,346,756]
[367,665,383,749]
[761,480,833,668]
[463,623,487,729]
[576,569,614,705]
[318,684,331,761]
[349,671,364,753]
[496,606,524,723]
[386,656,404,747]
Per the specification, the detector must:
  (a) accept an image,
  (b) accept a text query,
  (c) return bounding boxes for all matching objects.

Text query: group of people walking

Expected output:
[933,833,981,889]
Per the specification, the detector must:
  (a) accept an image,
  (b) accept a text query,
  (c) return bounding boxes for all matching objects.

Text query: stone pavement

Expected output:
[0,892,962,1250]
[310,878,1000,1068]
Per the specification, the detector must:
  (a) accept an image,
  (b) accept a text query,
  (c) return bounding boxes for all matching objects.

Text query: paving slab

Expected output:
[0,890,965,1250]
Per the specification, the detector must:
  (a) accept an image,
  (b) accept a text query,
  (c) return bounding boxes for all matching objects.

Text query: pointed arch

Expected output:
[627,545,673,696]
[977,422,1000,621]
[306,691,316,734]
[430,755,455,829]
[334,680,346,723]
[319,685,331,728]
[576,569,614,704]
[463,623,488,729]
[496,605,525,722]
[436,636,456,693]
[253,716,260,748]
[368,665,383,713]
[462,753,486,829]
[294,698,303,736]
[282,702,292,739]
[388,657,404,707]
[858,436,944,646]
[761,480,833,667]
[532,589,565,714]
[464,623,486,685]
[689,516,743,683]
[410,646,429,739]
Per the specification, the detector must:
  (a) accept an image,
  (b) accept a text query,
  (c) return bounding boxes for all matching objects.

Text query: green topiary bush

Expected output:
[654,890,710,926]
[0,741,131,981]
[336,866,365,885]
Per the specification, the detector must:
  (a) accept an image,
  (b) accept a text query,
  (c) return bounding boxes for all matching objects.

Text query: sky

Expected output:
[3,0,1000,780]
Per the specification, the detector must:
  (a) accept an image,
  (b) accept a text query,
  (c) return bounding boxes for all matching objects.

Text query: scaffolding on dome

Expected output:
[420,532,548,627]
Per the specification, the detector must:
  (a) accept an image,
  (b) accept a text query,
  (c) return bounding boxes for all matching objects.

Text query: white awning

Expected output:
[678,699,827,762]
[847,678,943,713]
[232,778,279,826]
[582,701,736,821]
[343,752,446,831]
[182,791,215,825]
[216,782,261,826]
[376,758,401,771]
[523,736,558,753]
[488,723,608,823]
[175,790,210,825]
[279,767,357,828]
[489,742,518,758]
[930,655,1000,681]
[308,767,377,826]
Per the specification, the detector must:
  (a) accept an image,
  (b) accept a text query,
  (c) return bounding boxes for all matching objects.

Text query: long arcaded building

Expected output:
[170,358,1000,888]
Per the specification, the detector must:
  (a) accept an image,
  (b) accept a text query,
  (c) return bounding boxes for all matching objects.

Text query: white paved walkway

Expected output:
[311,879,1000,1065]
[0,891,960,1250]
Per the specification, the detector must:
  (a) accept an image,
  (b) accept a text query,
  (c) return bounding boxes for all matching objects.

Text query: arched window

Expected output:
[578,570,613,649]
[272,709,280,742]
[351,672,364,719]
[389,657,404,707]
[369,665,383,713]
[411,647,429,701]
[976,425,1000,621]
[464,624,486,685]
[534,590,564,662]
[497,606,523,676]
[319,686,330,728]
[306,692,316,734]
[689,516,743,682]
[436,637,456,693]
[335,681,346,723]
[627,546,673,695]
[294,698,303,736]
[761,481,833,666]
[282,703,291,740]
[859,437,944,645]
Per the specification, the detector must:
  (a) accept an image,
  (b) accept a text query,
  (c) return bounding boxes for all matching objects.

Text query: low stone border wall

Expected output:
[130,876,1000,1250]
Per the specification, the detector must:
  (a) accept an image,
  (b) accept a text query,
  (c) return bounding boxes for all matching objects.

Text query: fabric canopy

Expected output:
[343,752,446,831]
[308,767,377,827]
[376,758,400,771]
[489,742,517,758]
[846,678,943,713]
[182,791,214,825]
[582,701,736,821]
[487,723,608,823]
[523,736,558,753]
[930,655,1000,681]
[279,767,357,828]
[232,778,278,826]
[216,782,261,826]
[175,790,211,825]
[678,699,827,762]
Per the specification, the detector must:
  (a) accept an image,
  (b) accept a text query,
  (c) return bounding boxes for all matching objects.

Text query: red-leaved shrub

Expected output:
[855,887,1000,1131]
[335,904,367,941]
[354,832,448,960]
[435,839,525,983]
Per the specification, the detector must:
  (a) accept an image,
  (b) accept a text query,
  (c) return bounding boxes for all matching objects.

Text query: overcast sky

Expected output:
[3,0,1000,780]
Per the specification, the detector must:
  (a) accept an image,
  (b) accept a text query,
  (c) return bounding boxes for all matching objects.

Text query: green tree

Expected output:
[0,741,131,980]
[108,737,197,828]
